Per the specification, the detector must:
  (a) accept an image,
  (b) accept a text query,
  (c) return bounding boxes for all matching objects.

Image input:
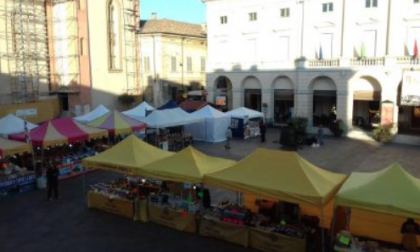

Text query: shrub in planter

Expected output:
[373,123,395,143]
[329,119,345,137]
[287,117,308,135]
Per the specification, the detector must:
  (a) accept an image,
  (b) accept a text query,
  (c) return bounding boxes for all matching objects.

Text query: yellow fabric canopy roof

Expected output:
[336,163,420,218]
[204,148,347,207]
[82,135,173,175]
[141,146,236,184]
[0,138,31,158]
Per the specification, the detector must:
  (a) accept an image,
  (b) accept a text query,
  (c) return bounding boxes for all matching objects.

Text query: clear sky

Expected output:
[141,0,206,24]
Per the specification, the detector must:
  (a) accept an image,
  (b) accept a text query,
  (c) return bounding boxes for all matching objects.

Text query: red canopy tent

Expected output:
[9,117,108,148]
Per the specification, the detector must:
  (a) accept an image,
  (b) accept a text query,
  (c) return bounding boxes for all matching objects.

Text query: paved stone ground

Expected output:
[1,128,419,252]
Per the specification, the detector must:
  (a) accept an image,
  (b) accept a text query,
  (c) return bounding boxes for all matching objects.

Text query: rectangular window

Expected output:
[249,12,257,21]
[171,56,177,72]
[220,16,227,24]
[144,56,150,72]
[201,57,206,72]
[322,3,333,12]
[280,8,290,18]
[365,0,378,8]
[320,33,333,59]
[187,57,192,72]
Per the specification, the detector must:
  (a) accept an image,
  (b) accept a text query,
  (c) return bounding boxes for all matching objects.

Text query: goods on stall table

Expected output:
[0,162,36,195]
[334,230,407,252]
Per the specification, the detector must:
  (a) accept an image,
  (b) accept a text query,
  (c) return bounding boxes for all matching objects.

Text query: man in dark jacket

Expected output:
[260,120,267,143]
[46,162,60,200]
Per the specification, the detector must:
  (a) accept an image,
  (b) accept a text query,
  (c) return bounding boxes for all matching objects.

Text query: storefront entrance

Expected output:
[274,90,294,124]
[215,76,232,111]
[313,91,336,127]
[353,91,381,130]
[244,89,261,111]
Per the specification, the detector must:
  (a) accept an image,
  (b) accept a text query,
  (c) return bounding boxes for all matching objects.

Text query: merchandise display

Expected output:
[334,231,406,252]
[89,177,161,200]
[202,201,251,226]
[146,128,193,152]
[244,121,261,139]
[40,143,101,180]
[0,161,36,196]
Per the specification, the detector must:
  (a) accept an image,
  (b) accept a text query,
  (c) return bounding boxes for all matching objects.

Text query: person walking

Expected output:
[318,124,325,146]
[46,162,60,201]
[259,120,266,143]
[401,218,420,252]
[225,127,232,149]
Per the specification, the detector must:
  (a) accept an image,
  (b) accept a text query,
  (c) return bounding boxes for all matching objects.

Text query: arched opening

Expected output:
[215,76,232,111]
[272,76,294,125]
[397,73,420,134]
[310,76,337,127]
[242,76,262,111]
[352,76,382,130]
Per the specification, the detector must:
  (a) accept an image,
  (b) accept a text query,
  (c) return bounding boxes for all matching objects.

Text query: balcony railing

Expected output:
[350,57,385,67]
[308,59,339,68]
[396,56,420,66]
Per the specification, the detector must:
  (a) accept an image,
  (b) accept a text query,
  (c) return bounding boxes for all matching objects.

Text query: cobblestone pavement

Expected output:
[1,128,419,252]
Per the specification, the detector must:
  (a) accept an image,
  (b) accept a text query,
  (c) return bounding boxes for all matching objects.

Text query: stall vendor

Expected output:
[401,218,420,252]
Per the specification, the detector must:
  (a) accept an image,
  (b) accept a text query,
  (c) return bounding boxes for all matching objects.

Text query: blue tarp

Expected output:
[158,100,179,110]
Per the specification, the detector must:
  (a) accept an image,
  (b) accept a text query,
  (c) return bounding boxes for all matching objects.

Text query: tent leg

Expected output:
[330,205,337,250]
[321,206,325,252]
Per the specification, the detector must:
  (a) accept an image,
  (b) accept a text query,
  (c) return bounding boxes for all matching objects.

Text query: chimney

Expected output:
[151,12,157,20]
[201,23,207,33]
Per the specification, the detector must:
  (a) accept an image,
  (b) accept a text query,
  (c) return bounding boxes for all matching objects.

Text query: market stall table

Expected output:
[148,202,197,233]
[204,148,347,252]
[335,163,420,251]
[0,138,35,196]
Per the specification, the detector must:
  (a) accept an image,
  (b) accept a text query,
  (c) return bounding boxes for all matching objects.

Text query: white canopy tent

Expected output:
[0,114,38,138]
[225,107,264,119]
[123,101,155,118]
[185,105,231,143]
[74,104,110,124]
[135,108,202,128]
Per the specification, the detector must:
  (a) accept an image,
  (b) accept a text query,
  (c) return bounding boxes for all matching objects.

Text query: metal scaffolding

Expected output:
[48,0,80,94]
[1,0,50,104]
[121,0,140,95]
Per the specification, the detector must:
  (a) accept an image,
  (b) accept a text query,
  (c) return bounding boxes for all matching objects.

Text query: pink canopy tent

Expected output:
[9,117,108,148]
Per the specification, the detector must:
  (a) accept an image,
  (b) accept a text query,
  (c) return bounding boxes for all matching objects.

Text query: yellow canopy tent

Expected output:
[0,138,31,158]
[204,148,347,207]
[82,135,173,175]
[336,163,420,244]
[141,146,236,184]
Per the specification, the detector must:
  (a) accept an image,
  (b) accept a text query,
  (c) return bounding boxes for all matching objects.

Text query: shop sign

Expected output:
[231,118,239,129]
[0,173,36,190]
[216,96,226,106]
[16,109,37,117]
[381,102,394,125]
[401,71,420,106]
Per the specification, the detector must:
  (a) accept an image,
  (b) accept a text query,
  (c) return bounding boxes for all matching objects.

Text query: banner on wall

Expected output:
[401,71,420,106]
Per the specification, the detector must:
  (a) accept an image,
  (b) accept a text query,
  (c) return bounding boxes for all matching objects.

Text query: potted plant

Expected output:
[329,119,345,137]
[373,123,395,143]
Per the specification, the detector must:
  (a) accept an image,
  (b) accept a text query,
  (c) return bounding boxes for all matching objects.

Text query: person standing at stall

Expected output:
[259,120,267,143]
[225,127,232,149]
[401,218,420,252]
[46,162,60,201]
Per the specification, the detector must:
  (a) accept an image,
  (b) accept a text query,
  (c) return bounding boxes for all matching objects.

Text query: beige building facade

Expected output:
[204,0,420,141]
[0,0,140,121]
[139,15,207,107]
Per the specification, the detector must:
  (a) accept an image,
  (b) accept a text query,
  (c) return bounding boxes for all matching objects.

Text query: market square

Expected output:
[2,0,420,251]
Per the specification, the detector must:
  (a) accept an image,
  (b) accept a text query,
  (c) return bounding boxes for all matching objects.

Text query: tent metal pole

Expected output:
[321,206,325,252]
